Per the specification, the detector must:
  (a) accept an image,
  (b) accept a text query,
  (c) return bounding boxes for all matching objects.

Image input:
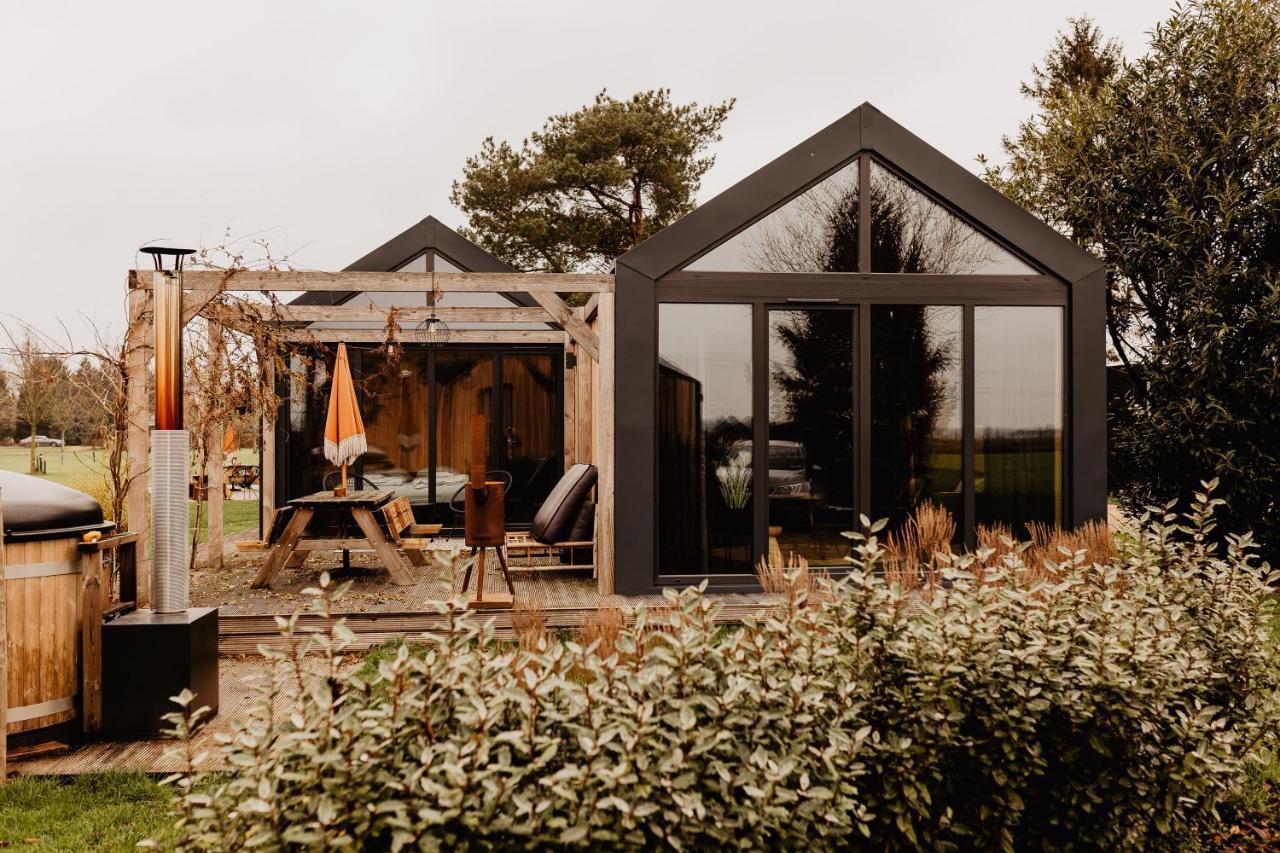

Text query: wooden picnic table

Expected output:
[249,489,415,588]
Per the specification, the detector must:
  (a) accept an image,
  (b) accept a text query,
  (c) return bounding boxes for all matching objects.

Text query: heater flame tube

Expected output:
[153,274,184,432]
[151,270,189,613]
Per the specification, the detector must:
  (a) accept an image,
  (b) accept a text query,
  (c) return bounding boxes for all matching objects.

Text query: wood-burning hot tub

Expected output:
[1,471,115,741]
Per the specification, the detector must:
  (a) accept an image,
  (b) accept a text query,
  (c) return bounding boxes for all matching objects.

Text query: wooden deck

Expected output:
[196,544,776,654]
[9,657,286,776]
[219,586,775,654]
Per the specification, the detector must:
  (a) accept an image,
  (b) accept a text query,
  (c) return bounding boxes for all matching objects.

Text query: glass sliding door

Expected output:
[359,349,432,506]
[432,351,495,517]
[499,353,561,522]
[974,306,1064,533]
[768,308,856,566]
[869,305,963,533]
[657,303,754,576]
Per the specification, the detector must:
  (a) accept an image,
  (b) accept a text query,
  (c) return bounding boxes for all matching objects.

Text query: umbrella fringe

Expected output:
[324,433,367,468]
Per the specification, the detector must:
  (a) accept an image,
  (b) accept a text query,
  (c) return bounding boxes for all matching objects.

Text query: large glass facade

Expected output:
[283,350,335,497]
[685,160,860,273]
[282,345,561,527]
[768,309,856,565]
[869,305,963,531]
[360,349,432,505]
[432,351,493,509]
[974,306,1064,532]
[498,354,561,515]
[657,303,754,575]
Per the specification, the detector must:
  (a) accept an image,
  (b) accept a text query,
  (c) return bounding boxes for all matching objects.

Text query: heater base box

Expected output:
[102,607,219,737]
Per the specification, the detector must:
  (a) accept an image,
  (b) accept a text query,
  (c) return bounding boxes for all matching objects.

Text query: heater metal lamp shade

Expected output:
[140,245,195,272]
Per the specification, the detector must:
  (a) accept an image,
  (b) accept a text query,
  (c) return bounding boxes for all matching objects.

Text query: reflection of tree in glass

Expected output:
[727,159,1018,275]
[870,166,1012,274]
[766,172,961,530]
[771,310,854,482]
[745,164,860,273]
[869,307,956,528]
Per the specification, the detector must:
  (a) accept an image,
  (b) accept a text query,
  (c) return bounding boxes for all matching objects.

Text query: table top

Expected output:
[288,489,395,509]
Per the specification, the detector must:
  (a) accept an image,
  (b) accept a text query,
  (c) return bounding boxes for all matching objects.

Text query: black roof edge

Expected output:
[618,102,1103,285]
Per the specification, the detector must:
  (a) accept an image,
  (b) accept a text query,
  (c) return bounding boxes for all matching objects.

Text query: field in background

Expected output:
[0,445,261,542]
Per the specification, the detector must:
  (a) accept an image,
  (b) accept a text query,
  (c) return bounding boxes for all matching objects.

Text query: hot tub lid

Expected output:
[0,471,114,543]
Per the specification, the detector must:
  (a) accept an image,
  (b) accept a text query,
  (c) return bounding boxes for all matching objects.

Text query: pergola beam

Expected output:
[528,292,600,362]
[290,329,565,344]
[200,304,553,324]
[129,270,615,294]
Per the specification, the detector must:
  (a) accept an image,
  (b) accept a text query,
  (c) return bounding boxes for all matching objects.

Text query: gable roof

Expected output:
[291,215,531,307]
[617,102,1103,284]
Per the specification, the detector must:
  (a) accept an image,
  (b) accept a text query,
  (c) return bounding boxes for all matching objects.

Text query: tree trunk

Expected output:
[28,422,37,474]
[631,181,645,246]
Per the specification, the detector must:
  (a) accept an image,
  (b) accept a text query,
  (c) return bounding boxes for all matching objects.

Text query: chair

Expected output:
[234,506,296,552]
[505,463,597,573]
[380,496,442,567]
[227,464,259,491]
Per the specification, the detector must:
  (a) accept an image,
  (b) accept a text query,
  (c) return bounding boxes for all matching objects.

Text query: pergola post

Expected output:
[125,285,152,605]
[260,352,276,532]
[594,291,616,594]
[204,318,225,568]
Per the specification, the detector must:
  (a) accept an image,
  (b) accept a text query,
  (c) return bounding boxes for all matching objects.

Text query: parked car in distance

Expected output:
[18,435,63,447]
[721,440,814,500]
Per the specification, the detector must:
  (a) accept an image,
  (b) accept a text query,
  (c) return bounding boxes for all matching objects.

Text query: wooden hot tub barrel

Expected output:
[1,471,113,740]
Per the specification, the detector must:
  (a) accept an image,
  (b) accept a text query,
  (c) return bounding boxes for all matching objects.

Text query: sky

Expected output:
[1,0,1172,349]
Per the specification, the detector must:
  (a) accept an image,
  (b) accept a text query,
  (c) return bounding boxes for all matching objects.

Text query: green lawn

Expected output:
[0,445,261,541]
[0,773,177,851]
[190,498,260,544]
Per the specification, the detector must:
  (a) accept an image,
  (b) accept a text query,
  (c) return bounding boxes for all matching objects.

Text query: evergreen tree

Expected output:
[985,1,1280,557]
[451,89,733,273]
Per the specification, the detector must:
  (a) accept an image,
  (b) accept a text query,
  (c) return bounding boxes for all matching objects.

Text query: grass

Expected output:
[0,444,262,542]
[0,445,260,488]
[190,498,260,544]
[0,772,176,851]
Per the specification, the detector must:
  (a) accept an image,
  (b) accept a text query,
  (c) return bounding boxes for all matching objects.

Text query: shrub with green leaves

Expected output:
[163,485,1278,850]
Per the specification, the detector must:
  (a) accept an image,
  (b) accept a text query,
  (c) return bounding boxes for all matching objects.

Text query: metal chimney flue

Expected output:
[141,245,194,613]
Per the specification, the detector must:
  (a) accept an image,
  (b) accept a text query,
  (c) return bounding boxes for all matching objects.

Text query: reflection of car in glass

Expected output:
[721,440,814,500]
[19,435,63,447]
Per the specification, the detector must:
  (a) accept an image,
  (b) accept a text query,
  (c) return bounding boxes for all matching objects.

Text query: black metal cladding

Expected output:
[613,102,1106,595]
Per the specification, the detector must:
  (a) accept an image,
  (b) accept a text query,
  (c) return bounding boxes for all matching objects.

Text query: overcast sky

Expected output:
[1,0,1170,348]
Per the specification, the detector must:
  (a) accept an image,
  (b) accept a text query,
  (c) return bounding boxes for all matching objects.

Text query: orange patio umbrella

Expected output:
[222,423,237,457]
[323,342,367,495]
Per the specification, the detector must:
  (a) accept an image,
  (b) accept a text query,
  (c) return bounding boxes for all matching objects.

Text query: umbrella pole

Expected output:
[336,462,348,497]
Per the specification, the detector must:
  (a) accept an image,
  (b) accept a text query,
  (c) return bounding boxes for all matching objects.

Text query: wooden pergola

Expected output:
[123,269,616,602]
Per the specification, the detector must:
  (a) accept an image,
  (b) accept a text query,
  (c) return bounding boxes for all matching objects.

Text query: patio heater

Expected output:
[146,245,192,612]
[101,246,219,736]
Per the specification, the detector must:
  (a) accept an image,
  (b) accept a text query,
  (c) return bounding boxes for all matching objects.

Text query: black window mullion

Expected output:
[857,305,871,526]
[963,305,976,547]
[427,348,438,508]
[752,301,769,567]
[858,154,871,272]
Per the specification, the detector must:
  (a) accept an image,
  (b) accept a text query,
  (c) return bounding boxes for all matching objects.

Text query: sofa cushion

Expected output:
[530,463,597,544]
